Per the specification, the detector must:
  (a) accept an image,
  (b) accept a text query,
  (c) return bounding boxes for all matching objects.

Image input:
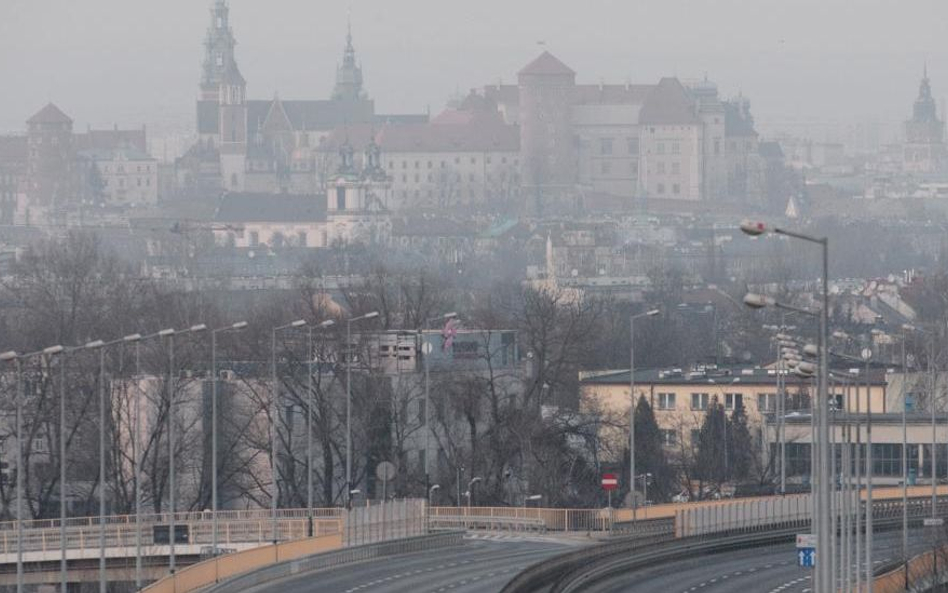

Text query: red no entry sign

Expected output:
[602,473,618,490]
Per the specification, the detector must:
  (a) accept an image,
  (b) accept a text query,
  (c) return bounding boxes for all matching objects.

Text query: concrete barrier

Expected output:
[141,532,344,593]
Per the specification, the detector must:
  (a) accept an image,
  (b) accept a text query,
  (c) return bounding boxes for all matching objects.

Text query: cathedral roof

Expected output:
[638,78,699,125]
[518,51,575,77]
[28,103,73,125]
[197,98,376,135]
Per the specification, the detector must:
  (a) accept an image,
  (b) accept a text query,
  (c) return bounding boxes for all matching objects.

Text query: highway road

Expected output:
[252,535,577,593]
[585,529,932,592]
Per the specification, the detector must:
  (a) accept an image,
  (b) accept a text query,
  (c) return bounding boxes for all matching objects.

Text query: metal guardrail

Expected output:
[204,531,466,593]
[503,500,946,593]
[428,515,546,533]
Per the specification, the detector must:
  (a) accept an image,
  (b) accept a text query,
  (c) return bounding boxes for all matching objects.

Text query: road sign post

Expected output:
[602,473,618,533]
[796,534,816,568]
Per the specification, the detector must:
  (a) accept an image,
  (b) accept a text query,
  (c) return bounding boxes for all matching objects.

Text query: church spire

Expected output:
[332,15,366,102]
[200,0,240,101]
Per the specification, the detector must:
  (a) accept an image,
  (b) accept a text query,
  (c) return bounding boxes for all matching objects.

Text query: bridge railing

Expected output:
[0,510,343,556]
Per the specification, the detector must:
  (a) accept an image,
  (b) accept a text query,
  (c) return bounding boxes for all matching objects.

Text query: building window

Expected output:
[714,139,721,155]
[657,393,676,410]
[660,429,678,447]
[627,137,639,154]
[427,161,433,169]
[250,231,259,246]
[672,142,681,155]
[298,231,307,247]
[470,157,477,165]
[601,161,612,175]
[690,393,709,410]
[657,162,665,174]
[671,162,680,175]
[657,183,665,194]
[757,393,776,412]
[656,142,665,155]
[336,186,346,210]
[414,174,420,183]
[402,161,407,169]
[600,138,614,155]
[724,393,743,411]
[673,184,680,195]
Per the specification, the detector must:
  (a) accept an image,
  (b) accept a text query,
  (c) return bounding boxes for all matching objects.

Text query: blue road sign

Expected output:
[797,547,815,568]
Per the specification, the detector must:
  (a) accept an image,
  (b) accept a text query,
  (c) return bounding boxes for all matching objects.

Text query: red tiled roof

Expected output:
[638,78,699,125]
[27,103,72,125]
[518,51,575,77]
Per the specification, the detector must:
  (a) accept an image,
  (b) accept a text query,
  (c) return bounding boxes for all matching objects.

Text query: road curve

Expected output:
[584,529,927,593]
[251,536,576,593]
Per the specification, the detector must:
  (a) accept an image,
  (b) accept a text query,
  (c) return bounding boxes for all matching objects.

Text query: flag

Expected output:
[442,318,460,352]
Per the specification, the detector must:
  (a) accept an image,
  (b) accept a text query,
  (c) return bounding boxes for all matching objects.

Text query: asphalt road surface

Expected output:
[252,535,574,593]
[587,529,931,593]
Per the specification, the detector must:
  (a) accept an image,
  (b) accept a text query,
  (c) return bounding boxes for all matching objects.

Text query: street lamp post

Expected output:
[345,312,379,508]
[161,324,206,574]
[630,309,659,522]
[467,477,482,509]
[2,346,65,593]
[428,484,441,507]
[422,313,458,501]
[271,319,306,544]
[741,218,830,593]
[209,321,247,558]
[306,320,334,536]
[86,334,142,593]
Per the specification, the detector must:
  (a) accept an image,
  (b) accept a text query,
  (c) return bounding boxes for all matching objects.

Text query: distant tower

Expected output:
[200,0,239,102]
[518,51,576,196]
[331,19,366,102]
[904,65,947,173]
[26,103,75,208]
[219,61,247,190]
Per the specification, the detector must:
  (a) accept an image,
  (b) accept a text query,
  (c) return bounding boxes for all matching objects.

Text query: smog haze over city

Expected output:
[1,1,948,592]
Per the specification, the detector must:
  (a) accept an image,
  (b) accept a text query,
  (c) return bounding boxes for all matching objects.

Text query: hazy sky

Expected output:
[2,0,946,137]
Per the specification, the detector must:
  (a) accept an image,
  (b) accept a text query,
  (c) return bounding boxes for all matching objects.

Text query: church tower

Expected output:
[219,61,247,190]
[331,21,366,102]
[200,0,239,102]
[904,65,947,173]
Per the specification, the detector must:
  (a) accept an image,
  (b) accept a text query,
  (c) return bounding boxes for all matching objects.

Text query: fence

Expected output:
[140,532,344,593]
[873,545,948,593]
[0,510,343,556]
[344,499,426,546]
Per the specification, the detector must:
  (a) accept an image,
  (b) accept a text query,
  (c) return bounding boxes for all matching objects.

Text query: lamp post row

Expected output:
[0,312,372,593]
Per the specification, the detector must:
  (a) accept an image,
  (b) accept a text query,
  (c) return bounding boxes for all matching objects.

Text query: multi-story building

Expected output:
[78,147,159,206]
[485,51,766,204]
[903,66,947,174]
[579,364,887,462]
[0,136,27,224]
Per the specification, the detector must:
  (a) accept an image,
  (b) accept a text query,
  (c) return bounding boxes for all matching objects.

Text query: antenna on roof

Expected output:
[537,40,546,47]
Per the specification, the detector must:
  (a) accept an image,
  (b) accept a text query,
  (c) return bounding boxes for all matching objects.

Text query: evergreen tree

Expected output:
[631,395,676,502]
[695,397,728,487]
[728,403,754,482]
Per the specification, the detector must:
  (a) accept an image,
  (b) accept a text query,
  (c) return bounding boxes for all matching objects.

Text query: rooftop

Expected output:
[214,193,328,224]
[518,51,576,77]
[581,365,887,387]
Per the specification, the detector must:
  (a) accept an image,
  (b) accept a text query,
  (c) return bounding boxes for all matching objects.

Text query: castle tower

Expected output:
[26,103,76,208]
[219,61,247,190]
[200,0,239,102]
[331,20,366,102]
[518,51,576,195]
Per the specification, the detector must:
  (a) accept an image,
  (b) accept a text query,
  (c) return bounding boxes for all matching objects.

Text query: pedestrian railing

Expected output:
[0,509,343,556]
[429,514,546,533]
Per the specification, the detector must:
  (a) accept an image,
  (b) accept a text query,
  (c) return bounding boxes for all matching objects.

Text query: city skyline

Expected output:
[1,0,946,136]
